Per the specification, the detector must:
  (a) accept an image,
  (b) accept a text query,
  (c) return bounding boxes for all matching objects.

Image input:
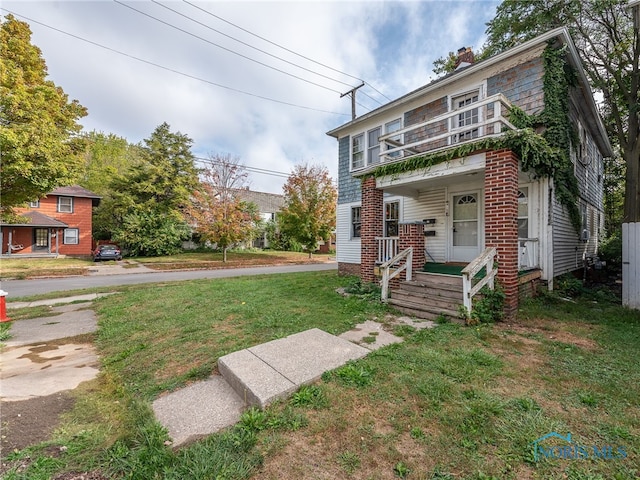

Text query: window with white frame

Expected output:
[29,200,40,208]
[57,196,73,213]
[351,134,364,169]
[367,127,381,165]
[518,188,529,239]
[451,90,480,143]
[63,228,79,245]
[384,119,402,158]
[351,206,361,238]
[385,201,399,237]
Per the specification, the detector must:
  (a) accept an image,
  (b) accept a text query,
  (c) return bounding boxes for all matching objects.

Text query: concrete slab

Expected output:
[3,308,98,347]
[0,343,99,401]
[218,349,296,408]
[7,292,116,310]
[219,328,369,409]
[339,320,404,350]
[247,328,369,386]
[152,375,245,447]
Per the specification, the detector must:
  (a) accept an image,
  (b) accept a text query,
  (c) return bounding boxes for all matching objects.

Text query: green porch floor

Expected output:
[422,262,486,278]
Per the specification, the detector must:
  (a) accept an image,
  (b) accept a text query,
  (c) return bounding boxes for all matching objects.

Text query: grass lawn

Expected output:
[0,257,93,279]
[2,272,639,480]
[0,250,331,279]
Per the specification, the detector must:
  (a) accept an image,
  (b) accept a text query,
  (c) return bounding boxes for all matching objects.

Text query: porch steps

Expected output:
[388,272,464,322]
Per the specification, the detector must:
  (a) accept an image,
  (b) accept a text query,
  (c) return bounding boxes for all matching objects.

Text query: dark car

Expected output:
[92,244,122,262]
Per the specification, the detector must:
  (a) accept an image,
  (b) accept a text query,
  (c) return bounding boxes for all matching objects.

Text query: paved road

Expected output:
[1,262,337,299]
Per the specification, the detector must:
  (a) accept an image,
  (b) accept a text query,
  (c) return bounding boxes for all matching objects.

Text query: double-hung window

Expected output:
[518,188,529,239]
[352,134,364,169]
[385,119,402,158]
[367,127,381,165]
[64,228,79,245]
[29,200,40,208]
[57,196,73,213]
[385,201,399,237]
[451,91,480,143]
[351,206,361,238]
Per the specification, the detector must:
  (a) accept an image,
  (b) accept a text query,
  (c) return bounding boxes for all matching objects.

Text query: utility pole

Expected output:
[340,82,365,121]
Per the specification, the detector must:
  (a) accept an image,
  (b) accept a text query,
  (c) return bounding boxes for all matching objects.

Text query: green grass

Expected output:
[3,273,640,480]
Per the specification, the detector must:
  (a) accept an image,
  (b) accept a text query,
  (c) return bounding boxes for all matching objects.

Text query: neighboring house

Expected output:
[1,186,101,257]
[326,27,612,319]
[235,188,285,248]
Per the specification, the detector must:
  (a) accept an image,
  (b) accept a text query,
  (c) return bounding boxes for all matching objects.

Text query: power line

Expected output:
[1,8,350,117]
[194,156,290,178]
[151,0,358,91]
[113,0,344,95]
[182,0,392,104]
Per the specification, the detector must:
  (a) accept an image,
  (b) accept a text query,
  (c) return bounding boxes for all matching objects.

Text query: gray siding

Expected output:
[487,57,545,115]
[337,136,361,205]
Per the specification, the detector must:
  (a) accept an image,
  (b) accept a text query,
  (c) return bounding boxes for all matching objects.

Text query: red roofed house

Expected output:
[1,185,101,257]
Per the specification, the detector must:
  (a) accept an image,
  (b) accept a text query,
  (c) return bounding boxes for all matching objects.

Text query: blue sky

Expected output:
[2,1,500,193]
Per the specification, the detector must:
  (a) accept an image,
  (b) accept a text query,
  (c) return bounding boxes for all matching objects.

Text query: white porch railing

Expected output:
[518,238,539,270]
[359,93,517,168]
[380,247,413,302]
[376,236,399,264]
[461,247,497,317]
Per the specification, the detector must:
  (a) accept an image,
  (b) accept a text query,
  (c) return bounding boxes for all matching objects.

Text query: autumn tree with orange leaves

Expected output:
[186,154,261,262]
[279,164,337,258]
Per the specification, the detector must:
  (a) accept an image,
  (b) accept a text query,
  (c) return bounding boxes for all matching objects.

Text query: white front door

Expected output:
[450,191,481,262]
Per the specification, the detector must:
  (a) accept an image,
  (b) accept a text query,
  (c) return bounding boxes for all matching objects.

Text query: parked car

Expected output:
[92,244,122,262]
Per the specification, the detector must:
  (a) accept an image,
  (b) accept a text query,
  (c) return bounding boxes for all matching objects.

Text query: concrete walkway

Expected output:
[2,294,436,447]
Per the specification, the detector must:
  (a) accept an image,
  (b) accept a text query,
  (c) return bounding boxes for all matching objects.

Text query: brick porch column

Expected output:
[398,223,426,274]
[361,176,383,284]
[484,149,519,320]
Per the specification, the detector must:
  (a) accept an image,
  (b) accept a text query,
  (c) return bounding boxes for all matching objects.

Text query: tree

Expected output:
[97,123,200,255]
[279,164,337,258]
[482,0,640,223]
[0,15,87,218]
[186,154,261,262]
[80,131,144,196]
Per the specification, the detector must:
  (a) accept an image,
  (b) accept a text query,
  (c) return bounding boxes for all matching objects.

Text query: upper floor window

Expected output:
[352,134,364,169]
[451,90,480,143]
[367,127,381,165]
[29,200,40,208]
[351,206,361,238]
[385,119,402,158]
[57,196,73,213]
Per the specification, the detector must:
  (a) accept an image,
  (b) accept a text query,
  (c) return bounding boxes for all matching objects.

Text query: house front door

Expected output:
[450,191,481,262]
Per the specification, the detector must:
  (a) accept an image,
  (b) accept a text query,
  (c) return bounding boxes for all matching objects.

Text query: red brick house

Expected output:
[1,185,101,257]
[327,28,612,320]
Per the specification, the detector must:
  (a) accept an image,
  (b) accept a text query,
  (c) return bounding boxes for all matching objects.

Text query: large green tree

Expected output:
[279,164,337,258]
[0,14,87,218]
[96,123,200,255]
[80,131,144,196]
[482,0,640,223]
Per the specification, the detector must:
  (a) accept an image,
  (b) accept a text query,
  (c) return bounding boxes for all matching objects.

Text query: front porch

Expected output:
[360,149,524,319]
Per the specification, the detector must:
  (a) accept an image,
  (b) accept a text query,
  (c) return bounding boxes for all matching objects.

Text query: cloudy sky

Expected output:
[2,0,500,194]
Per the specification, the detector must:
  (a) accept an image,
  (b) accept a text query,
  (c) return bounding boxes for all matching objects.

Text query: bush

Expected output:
[599,230,622,267]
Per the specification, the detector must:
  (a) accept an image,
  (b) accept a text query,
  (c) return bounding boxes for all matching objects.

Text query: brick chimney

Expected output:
[455,47,475,70]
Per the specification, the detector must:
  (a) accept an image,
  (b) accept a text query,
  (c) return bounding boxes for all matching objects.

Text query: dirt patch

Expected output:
[496,319,599,351]
[1,392,75,458]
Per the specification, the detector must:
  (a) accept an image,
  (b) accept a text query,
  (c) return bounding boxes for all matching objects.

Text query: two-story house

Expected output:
[327,28,612,320]
[1,185,101,257]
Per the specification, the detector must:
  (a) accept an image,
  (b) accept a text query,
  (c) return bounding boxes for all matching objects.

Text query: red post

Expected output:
[0,290,12,323]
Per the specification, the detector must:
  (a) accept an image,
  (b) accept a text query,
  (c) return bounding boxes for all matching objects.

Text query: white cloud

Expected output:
[3,0,498,194]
